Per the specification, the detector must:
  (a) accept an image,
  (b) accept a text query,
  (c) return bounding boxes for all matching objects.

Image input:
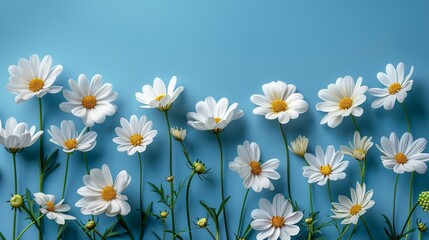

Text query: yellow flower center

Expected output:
[28,78,44,92]
[46,201,55,212]
[82,96,97,109]
[349,204,362,215]
[394,152,407,164]
[130,134,143,147]
[64,139,77,150]
[388,82,402,94]
[249,161,262,175]
[214,117,222,124]
[338,98,353,110]
[101,186,116,201]
[272,100,288,113]
[271,216,285,228]
[320,165,332,176]
[154,94,166,101]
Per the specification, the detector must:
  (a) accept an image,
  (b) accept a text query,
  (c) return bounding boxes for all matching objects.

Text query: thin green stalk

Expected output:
[215,133,229,240]
[237,189,250,236]
[61,153,71,199]
[337,224,351,240]
[82,128,94,240]
[73,220,93,240]
[16,214,44,240]
[13,209,17,240]
[279,123,293,206]
[38,98,44,192]
[162,220,166,240]
[361,216,374,240]
[406,172,415,240]
[205,228,216,240]
[308,182,314,240]
[138,152,144,240]
[164,111,176,239]
[400,203,419,237]
[347,225,357,240]
[328,180,340,234]
[186,173,195,240]
[12,153,17,240]
[117,215,134,240]
[393,174,400,234]
[94,229,106,240]
[419,231,422,240]
[351,115,360,132]
[362,158,367,183]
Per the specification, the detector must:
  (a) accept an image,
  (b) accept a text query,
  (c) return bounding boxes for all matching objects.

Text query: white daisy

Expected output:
[0,117,43,153]
[75,164,131,216]
[331,182,375,225]
[369,62,414,110]
[33,192,76,225]
[316,76,368,128]
[251,193,303,240]
[376,132,429,174]
[170,127,187,142]
[7,54,63,103]
[59,74,118,127]
[113,115,157,156]
[229,141,280,192]
[135,76,184,111]
[289,135,309,158]
[187,97,243,133]
[48,120,97,153]
[303,145,349,186]
[341,131,373,161]
[250,81,308,124]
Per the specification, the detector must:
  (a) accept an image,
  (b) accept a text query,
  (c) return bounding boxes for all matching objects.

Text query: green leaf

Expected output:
[216,196,231,216]
[43,149,60,177]
[151,231,162,240]
[0,232,6,240]
[103,221,118,237]
[56,224,68,240]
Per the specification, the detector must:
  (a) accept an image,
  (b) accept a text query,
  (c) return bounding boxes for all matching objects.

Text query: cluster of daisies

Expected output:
[1,54,428,240]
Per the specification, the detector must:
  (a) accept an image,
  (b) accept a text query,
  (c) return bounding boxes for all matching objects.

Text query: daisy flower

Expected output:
[0,117,43,153]
[48,120,97,153]
[376,132,429,174]
[331,182,375,225]
[135,76,184,111]
[229,141,280,192]
[113,115,157,156]
[369,62,414,110]
[341,131,373,161]
[59,74,118,127]
[170,127,187,142]
[303,145,349,186]
[7,54,63,103]
[33,192,76,225]
[316,76,368,128]
[251,193,303,240]
[186,96,244,133]
[75,164,131,216]
[250,81,308,124]
[289,135,309,158]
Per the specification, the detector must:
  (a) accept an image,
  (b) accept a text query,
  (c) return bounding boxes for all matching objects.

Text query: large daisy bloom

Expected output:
[341,131,373,161]
[135,76,184,111]
[250,81,308,124]
[48,120,97,153]
[303,145,349,186]
[368,62,413,110]
[229,141,280,192]
[7,54,63,103]
[186,96,244,133]
[75,164,131,216]
[331,182,375,225]
[113,115,157,156]
[376,132,429,174]
[316,76,368,128]
[33,192,76,225]
[251,193,303,240]
[0,117,43,153]
[59,74,118,127]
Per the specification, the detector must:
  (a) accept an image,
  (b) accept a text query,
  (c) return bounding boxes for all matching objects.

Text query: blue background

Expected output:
[1,0,429,239]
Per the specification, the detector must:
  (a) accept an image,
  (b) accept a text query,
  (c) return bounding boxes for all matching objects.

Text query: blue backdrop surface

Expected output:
[1,0,429,239]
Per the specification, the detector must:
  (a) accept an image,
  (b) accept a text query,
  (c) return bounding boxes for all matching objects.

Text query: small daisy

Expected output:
[75,164,131,216]
[289,135,309,158]
[0,117,43,153]
[59,74,118,127]
[303,145,349,186]
[33,192,76,225]
[250,81,308,124]
[251,193,303,240]
[170,127,187,142]
[187,97,244,133]
[341,131,373,161]
[331,182,375,225]
[369,62,414,110]
[113,115,157,156]
[48,120,97,153]
[376,132,429,174]
[7,54,63,103]
[229,141,280,192]
[316,76,368,128]
[135,76,184,111]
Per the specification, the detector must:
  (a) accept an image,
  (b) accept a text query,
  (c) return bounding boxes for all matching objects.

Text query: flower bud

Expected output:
[305,217,313,224]
[418,222,427,232]
[160,211,168,218]
[170,127,187,142]
[166,176,174,182]
[418,191,429,212]
[9,194,24,208]
[85,220,96,230]
[197,218,207,228]
[193,162,206,174]
[289,135,309,158]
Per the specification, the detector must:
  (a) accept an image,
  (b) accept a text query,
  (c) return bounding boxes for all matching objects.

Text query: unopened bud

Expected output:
[9,194,24,208]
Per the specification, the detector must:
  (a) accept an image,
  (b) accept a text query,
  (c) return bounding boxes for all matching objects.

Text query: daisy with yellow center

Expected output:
[33,192,76,225]
[229,141,280,192]
[316,76,368,128]
[369,62,414,110]
[251,194,303,240]
[76,164,131,216]
[48,120,97,153]
[136,76,184,111]
[303,145,349,186]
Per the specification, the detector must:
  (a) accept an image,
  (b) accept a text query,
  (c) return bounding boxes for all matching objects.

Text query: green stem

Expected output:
[361,216,374,240]
[347,225,357,240]
[13,209,17,240]
[419,231,422,240]
[406,172,414,240]
[180,142,193,166]
[237,189,250,236]
[162,221,166,240]
[362,158,367,183]
[402,101,412,133]
[205,228,216,240]
[393,174,400,235]
[38,98,44,192]
[82,128,94,240]
[16,214,44,240]
[73,220,93,240]
[328,180,340,234]
[400,203,419,237]
[164,111,176,239]
[94,229,106,240]
[337,224,351,240]
[351,115,360,132]
[308,182,314,240]
[12,153,17,240]
[215,133,229,240]
[186,173,195,240]
[279,123,293,206]
[61,153,71,199]
[117,215,134,240]
[138,153,144,240]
